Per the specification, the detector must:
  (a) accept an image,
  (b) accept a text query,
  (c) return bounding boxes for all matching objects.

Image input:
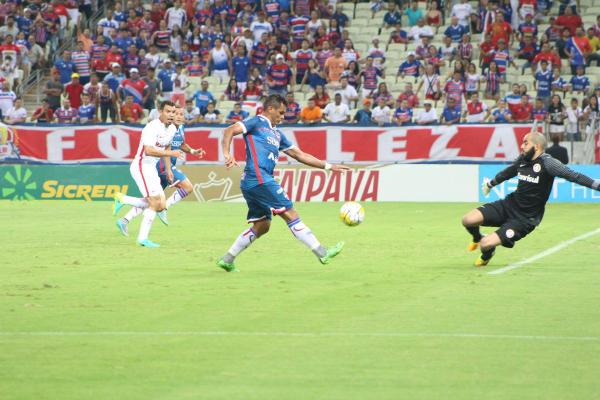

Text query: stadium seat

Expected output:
[352,19,368,27]
[388,43,404,53]
[347,27,362,37]
[204,76,221,86]
[483,100,497,109]
[219,100,237,110]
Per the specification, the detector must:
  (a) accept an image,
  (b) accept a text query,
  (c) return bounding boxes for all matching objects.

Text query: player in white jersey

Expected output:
[115,105,205,235]
[111,100,182,247]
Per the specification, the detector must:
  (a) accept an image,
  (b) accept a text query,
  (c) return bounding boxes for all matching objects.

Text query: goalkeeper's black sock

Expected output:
[481,247,496,261]
[466,227,483,243]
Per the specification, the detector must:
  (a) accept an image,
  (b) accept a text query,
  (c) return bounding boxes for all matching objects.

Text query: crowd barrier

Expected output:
[0,123,540,164]
[2,164,599,203]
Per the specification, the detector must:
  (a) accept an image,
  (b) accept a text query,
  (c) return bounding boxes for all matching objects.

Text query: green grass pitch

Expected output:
[1,201,600,399]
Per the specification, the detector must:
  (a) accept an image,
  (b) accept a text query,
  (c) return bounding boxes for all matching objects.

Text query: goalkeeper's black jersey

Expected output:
[489,153,600,226]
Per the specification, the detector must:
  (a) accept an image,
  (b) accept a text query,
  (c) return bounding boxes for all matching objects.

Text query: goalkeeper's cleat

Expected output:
[112,193,124,216]
[217,257,239,272]
[319,241,345,265]
[157,210,169,226]
[476,251,495,266]
[116,219,129,236]
[136,239,160,248]
[467,241,480,251]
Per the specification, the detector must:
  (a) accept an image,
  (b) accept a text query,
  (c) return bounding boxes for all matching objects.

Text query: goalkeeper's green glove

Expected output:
[482,178,493,197]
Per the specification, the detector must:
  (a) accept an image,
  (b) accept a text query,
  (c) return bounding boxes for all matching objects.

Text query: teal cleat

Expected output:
[116,219,129,236]
[319,241,345,265]
[157,210,169,226]
[136,239,160,248]
[112,193,124,216]
[217,257,239,272]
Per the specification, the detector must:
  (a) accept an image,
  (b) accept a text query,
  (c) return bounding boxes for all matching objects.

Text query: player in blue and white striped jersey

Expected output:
[216,94,348,272]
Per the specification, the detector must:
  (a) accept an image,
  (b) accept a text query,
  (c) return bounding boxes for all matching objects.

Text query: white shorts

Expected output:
[130,163,164,198]
[548,124,565,134]
[212,69,230,80]
[237,81,247,91]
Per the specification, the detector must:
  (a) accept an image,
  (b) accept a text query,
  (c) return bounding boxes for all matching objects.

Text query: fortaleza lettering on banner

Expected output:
[5,124,543,164]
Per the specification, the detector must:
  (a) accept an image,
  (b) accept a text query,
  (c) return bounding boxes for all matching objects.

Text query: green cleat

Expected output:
[476,251,495,266]
[157,210,169,226]
[319,241,345,265]
[112,193,124,216]
[116,219,129,236]
[217,257,239,272]
[136,239,160,248]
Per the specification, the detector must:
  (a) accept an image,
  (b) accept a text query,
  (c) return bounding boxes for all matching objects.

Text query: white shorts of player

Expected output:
[212,69,230,80]
[548,124,565,134]
[130,163,164,198]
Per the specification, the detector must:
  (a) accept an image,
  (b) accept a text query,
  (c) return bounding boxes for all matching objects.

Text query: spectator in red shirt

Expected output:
[485,12,513,47]
[514,95,533,122]
[31,99,54,123]
[478,33,494,72]
[63,73,84,109]
[396,83,420,108]
[531,42,561,73]
[150,2,165,27]
[553,7,582,38]
[92,50,111,81]
[120,93,144,124]
[106,44,123,66]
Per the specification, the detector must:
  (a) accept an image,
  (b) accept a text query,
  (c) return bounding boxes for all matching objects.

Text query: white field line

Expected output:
[0,332,598,341]
[487,228,600,275]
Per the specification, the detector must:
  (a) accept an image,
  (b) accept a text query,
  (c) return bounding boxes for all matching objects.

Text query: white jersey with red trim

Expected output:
[132,119,177,168]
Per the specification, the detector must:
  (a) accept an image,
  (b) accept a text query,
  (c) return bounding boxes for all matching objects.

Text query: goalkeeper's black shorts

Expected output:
[478,200,536,248]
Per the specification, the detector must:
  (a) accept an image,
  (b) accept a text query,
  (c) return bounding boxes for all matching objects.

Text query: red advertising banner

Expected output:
[10,124,536,164]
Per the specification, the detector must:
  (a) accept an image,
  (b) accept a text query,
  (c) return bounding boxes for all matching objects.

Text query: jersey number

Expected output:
[268,152,278,163]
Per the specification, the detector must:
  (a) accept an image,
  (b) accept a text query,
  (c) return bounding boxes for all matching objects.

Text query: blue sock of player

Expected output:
[223,228,257,263]
[122,195,149,208]
[287,218,327,258]
[138,209,156,242]
[166,188,188,209]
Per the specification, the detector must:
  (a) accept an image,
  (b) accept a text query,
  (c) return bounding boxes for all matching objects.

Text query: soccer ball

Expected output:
[339,202,364,227]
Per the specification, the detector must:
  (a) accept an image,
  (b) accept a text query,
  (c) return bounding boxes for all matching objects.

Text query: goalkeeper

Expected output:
[461,132,600,266]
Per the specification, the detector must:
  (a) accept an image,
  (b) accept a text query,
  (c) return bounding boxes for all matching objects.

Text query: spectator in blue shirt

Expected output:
[444,16,468,43]
[404,1,423,27]
[226,102,250,123]
[77,93,97,124]
[440,97,462,125]
[16,9,33,36]
[383,2,402,29]
[331,4,350,28]
[157,60,177,99]
[190,80,216,113]
[397,52,422,80]
[353,99,373,123]
[533,60,553,108]
[114,28,134,54]
[489,100,513,123]
[569,65,590,96]
[104,64,126,94]
[54,50,76,84]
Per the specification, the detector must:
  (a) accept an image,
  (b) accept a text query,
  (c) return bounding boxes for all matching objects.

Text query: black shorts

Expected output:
[100,102,116,121]
[478,200,536,248]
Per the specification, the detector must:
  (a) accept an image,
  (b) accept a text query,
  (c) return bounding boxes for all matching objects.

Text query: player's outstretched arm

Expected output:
[284,147,349,172]
[180,141,205,158]
[544,157,600,190]
[222,122,245,169]
[486,157,521,189]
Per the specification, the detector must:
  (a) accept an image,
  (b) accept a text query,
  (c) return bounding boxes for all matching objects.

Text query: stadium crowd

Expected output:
[0,0,598,140]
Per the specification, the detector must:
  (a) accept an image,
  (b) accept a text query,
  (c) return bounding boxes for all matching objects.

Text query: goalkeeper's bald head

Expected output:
[528,131,547,151]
